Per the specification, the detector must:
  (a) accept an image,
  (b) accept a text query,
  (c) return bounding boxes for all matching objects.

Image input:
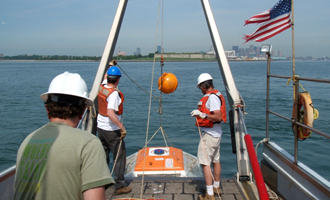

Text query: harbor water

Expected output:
[0,60,329,180]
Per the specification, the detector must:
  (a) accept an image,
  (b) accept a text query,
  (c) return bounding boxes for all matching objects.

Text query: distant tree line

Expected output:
[0,53,155,61]
[114,53,155,60]
[0,54,101,61]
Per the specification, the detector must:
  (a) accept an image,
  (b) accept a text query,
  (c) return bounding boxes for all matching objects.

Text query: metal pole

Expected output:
[291,0,298,165]
[294,80,299,165]
[200,0,250,179]
[83,0,128,133]
[266,52,271,139]
[292,0,295,80]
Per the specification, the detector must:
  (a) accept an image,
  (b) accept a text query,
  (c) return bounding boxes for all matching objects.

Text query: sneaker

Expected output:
[213,187,221,195]
[116,186,132,195]
[199,194,215,200]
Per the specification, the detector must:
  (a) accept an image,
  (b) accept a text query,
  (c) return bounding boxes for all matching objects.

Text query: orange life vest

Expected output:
[195,89,227,127]
[97,85,124,116]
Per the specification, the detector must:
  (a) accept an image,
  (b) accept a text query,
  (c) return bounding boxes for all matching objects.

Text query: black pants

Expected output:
[97,128,126,189]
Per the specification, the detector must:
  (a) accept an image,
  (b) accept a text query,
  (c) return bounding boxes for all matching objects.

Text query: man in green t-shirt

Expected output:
[14,72,114,200]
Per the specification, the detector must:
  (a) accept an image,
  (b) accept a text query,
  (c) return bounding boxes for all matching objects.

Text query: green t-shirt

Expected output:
[14,122,114,200]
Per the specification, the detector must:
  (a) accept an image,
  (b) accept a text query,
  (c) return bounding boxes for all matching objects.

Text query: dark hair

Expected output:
[109,60,117,66]
[45,95,86,119]
[199,80,214,89]
[107,76,120,84]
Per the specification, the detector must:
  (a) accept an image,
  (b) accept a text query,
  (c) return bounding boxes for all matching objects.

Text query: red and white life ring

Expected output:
[292,92,317,140]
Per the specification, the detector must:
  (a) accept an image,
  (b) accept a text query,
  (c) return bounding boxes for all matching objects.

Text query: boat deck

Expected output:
[105,177,244,200]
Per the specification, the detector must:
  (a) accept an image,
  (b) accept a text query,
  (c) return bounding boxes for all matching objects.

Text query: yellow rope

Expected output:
[286,74,298,85]
[110,140,122,176]
[89,104,97,118]
[286,75,307,92]
[287,75,319,126]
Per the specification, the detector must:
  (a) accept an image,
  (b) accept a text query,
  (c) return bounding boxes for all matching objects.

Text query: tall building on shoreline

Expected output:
[134,47,141,56]
[232,45,281,58]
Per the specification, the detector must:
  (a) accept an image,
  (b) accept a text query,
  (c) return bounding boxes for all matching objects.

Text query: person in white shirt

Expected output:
[97,66,131,195]
[191,73,227,200]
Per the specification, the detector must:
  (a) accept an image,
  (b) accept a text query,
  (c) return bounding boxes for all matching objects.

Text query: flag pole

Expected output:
[292,0,295,77]
[291,0,299,165]
[291,0,296,101]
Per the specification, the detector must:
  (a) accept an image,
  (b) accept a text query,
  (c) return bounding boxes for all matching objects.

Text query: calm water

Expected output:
[0,60,330,180]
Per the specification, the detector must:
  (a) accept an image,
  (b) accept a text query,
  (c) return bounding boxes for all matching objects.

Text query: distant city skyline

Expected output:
[0,44,322,60]
[1,0,329,57]
[114,44,288,58]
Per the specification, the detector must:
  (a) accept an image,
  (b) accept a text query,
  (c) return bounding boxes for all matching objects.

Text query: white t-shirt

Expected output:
[200,93,222,138]
[97,83,122,131]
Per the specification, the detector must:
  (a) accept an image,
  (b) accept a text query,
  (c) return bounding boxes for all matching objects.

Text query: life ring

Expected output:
[292,92,318,140]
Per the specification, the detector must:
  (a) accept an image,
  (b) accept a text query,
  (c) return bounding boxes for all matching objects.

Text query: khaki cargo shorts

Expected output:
[197,133,221,165]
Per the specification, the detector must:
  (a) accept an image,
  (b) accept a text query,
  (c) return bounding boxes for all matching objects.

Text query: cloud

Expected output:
[1,22,5,25]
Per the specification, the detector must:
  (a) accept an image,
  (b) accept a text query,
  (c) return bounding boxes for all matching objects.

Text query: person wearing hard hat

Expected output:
[14,72,114,200]
[191,73,227,200]
[97,66,131,195]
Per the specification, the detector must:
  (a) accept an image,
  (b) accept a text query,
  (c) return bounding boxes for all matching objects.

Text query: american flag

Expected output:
[243,0,292,43]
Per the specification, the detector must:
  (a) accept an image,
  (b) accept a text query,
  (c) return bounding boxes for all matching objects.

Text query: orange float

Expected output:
[158,73,178,94]
[133,147,185,177]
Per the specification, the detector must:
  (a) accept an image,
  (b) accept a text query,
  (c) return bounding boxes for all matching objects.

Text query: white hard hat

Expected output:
[40,72,93,106]
[197,73,213,87]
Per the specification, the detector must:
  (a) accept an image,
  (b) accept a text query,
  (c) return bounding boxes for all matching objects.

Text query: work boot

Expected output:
[213,187,221,196]
[116,186,132,195]
[198,194,215,200]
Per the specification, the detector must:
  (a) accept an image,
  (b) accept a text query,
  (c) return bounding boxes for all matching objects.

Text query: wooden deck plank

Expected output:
[184,180,205,194]
[221,180,240,194]
[144,182,165,194]
[152,194,173,199]
[173,194,196,200]
[108,178,244,200]
[164,182,183,194]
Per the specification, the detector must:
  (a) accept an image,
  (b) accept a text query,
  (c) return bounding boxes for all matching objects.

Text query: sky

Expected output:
[1,0,329,57]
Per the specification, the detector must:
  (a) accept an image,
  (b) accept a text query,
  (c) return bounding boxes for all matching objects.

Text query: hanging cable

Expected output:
[116,64,159,99]
[139,1,163,198]
[158,0,164,120]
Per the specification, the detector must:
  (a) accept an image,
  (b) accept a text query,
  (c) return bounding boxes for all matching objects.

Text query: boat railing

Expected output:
[266,71,330,164]
[263,69,330,199]
[0,165,16,200]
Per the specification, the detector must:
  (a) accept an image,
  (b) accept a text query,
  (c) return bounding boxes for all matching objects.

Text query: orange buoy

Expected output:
[158,73,178,94]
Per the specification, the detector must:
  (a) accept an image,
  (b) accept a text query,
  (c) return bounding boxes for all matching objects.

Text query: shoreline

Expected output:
[0,59,270,62]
